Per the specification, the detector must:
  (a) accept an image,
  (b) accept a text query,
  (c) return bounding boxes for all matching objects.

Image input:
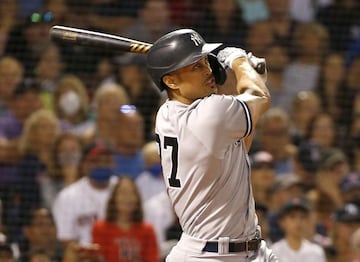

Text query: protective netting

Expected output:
[0,0,359,261]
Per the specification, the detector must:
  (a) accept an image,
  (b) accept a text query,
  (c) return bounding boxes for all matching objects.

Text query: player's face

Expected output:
[166,57,217,104]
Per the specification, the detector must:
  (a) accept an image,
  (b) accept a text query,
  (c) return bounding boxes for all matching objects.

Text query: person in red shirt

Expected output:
[92,176,159,262]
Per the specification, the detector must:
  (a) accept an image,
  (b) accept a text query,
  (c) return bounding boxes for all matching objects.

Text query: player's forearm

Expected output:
[232,57,270,101]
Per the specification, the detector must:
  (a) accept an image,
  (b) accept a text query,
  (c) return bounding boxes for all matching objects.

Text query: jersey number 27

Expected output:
[155,134,181,188]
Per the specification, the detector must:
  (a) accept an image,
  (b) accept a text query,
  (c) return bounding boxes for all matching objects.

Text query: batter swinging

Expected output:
[147,29,278,262]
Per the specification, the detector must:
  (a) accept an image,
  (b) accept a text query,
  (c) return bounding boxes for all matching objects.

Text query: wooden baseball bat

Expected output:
[49,25,266,74]
[50,25,152,53]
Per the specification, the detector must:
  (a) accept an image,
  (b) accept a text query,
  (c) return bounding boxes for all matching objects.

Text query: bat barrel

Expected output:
[50,25,153,53]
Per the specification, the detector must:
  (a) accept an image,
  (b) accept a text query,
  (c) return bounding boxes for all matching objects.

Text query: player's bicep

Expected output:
[237,92,269,132]
[203,95,252,139]
[188,96,251,154]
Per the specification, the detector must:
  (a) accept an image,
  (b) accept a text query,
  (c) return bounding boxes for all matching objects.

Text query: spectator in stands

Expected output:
[78,0,141,34]
[0,0,16,30]
[346,29,360,68]
[195,0,248,48]
[330,201,360,262]
[0,81,43,242]
[271,197,327,261]
[49,0,114,77]
[17,0,43,21]
[351,227,360,262]
[245,20,274,58]
[27,249,52,262]
[0,56,24,117]
[316,0,360,52]
[53,145,117,246]
[88,83,129,147]
[314,148,349,207]
[18,207,63,262]
[14,110,60,239]
[344,89,360,166]
[343,58,360,135]
[315,52,351,134]
[5,10,55,77]
[112,105,145,180]
[236,0,268,25]
[266,0,298,49]
[267,173,306,243]
[136,141,165,202]
[92,176,159,262]
[303,113,338,150]
[44,0,68,26]
[349,139,360,173]
[340,172,360,203]
[306,189,336,248]
[0,0,18,56]
[256,107,296,175]
[61,241,101,262]
[113,53,161,142]
[0,241,15,262]
[41,132,84,209]
[249,151,276,208]
[53,75,92,140]
[347,57,360,92]
[34,44,65,111]
[294,140,323,190]
[289,0,332,23]
[0,80,43,154]
[263,42,291,110]
[290,91,322,146]
[121,0,178,43]
[283,22,329,99]
[167,0,207,27]
[304,149,349,251]
[94,57,114,88]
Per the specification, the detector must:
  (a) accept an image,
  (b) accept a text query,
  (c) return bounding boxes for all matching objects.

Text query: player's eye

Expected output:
[192,62,202,70]
[193,58,208,70]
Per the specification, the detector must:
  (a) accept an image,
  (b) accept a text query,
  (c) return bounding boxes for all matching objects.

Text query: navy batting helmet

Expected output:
[147,29,226,90]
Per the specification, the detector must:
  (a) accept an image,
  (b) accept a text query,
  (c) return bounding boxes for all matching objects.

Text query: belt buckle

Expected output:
[245,241,249,252]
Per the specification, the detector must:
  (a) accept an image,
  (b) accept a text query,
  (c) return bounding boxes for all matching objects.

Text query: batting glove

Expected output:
[216,47,247,69]
[247,52,267,82]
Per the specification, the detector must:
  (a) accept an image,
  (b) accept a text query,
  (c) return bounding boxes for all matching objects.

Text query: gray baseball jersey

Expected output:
[155,94,258,241]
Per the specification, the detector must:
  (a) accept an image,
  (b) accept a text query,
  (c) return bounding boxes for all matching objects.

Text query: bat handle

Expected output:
[255,62,266,74]
[247,52,266,75]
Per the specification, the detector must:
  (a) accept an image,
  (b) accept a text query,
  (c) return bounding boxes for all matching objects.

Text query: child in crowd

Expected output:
[271,197,327,261]
[92,176,159,262]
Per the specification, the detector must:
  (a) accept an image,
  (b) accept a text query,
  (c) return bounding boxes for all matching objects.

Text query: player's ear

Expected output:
[162,75,178,90]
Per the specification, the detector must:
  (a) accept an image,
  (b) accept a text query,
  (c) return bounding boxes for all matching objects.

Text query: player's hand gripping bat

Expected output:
[49,25,266,74]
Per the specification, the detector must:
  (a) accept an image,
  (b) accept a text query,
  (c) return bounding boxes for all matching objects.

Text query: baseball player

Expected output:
[146,28,278,262]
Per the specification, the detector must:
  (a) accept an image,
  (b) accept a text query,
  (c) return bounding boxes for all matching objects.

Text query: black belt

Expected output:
[202,238,261,253]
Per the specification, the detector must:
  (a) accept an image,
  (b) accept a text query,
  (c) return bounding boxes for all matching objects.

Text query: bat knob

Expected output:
[256,62,266,75]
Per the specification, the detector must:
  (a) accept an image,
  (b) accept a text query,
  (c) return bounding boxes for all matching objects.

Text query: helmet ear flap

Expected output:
[208,53,227,85]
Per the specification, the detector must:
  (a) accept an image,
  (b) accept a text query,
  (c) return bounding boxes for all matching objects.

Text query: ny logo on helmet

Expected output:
[190,33,202,46]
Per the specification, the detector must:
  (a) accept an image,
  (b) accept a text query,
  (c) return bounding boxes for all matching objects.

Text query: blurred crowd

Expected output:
[0,0,359,261]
